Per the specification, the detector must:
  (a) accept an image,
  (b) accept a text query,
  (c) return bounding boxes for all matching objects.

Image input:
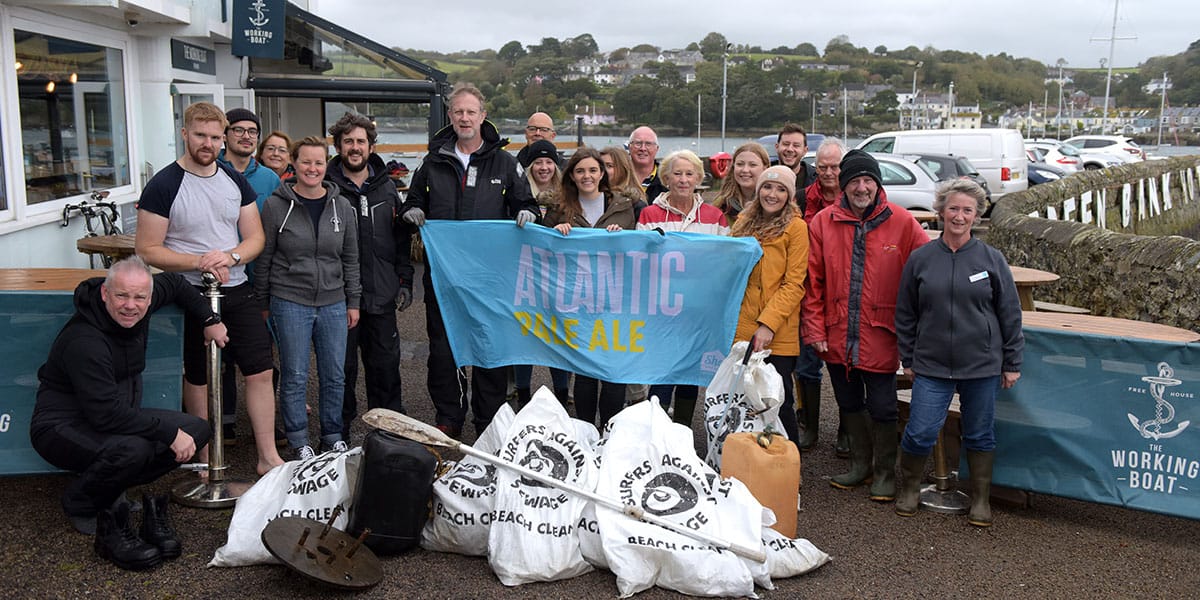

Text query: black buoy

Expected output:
[348,429,437,554]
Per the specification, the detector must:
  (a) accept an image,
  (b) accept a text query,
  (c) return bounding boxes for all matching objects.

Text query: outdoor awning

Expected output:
[247,3,448,130]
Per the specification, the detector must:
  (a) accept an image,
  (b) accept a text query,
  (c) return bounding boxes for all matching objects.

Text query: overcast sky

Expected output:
[310,0,1195,69]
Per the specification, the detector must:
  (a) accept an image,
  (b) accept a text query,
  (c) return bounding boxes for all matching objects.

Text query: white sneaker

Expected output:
[296,445,316,461]
[331,440,349,453]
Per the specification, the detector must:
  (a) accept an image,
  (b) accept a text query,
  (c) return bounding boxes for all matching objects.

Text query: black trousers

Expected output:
[764,354,800,445]
[423,269,507,434]
[573,376,625,432]
[32,408,210,517]
[826,362,899,422]
[342,309,404,438]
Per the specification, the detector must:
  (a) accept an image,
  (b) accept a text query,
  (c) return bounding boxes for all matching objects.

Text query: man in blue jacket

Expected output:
[401,84,538,439]
[325,112,414,440]
[216,107,281,445]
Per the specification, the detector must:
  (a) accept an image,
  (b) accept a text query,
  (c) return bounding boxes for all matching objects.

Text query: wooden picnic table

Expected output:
[1022,311,1200,343]
[0,268,105,291]
[1009,266,1060,311]
[76,234,136,264]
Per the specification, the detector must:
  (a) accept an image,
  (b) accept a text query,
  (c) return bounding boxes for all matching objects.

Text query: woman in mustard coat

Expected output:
[731,165,810,447]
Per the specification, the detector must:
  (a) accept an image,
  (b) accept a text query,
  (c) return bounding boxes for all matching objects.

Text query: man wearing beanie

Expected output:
[215,107,280,445]
[802,148,927,504]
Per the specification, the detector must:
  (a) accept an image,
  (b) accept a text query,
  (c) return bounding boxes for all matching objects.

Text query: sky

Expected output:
[310,0,1196,70]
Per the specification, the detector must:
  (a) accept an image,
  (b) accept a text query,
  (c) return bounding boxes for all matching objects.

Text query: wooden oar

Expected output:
[361,408,766,563]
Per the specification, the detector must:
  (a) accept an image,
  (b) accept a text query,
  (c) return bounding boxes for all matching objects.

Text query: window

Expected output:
[879,162,916,186]
[16,30,129,205]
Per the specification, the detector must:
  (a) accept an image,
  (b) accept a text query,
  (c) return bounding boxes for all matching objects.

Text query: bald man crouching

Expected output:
[30,256,227,570]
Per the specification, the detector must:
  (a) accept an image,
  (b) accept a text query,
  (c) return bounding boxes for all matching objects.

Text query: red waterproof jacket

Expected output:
[802,194,928,373]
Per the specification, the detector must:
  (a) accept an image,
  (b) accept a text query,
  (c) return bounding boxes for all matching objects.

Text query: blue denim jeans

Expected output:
[794,344,824,384]
[901,374,1000,456]
[271,297,348,450]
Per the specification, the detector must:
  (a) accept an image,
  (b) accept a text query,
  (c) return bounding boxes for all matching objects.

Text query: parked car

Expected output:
[857,128,1027,199]
[1064,135,1145,162]
[906,152,992,204]
[1028,141,1122,171]
[868,153,940,213]
[1026,157,1069,186]
[1024,140,1081,172]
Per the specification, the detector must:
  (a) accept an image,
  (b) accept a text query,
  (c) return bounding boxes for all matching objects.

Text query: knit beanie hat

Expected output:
[756,165,797,200]
[225,107,261,131]
[526,139,558,164]
[839,148,882,190]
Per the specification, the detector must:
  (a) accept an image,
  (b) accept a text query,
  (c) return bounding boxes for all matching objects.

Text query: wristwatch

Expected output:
[230,252,242,266]
[203,313,222,327]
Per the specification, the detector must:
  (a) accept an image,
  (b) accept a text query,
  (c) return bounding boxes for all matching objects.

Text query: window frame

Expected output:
[0,8,140,229]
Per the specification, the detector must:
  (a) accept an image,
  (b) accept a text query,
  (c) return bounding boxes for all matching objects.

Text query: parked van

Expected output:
[857,129,1027,198]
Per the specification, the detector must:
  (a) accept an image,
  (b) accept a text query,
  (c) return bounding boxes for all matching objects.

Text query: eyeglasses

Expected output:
[525,125,554,134]
[263,145,288,154]
[228,126,259,138]
[629,140,658,148]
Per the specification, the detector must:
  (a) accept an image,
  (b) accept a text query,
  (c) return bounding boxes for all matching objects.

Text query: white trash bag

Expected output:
[209,448,362,567]
[762,527,831,580]
[420,403,516,555]
[597,400,768,598]
[488,387,599,585]
[702,341,787,470]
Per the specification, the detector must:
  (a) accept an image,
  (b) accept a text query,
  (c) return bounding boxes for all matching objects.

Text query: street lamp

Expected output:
[721,43,730,152]
[911,61,922,130]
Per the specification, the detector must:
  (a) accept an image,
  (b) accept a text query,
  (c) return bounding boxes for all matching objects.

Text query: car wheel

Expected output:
[1084,163,1102,170]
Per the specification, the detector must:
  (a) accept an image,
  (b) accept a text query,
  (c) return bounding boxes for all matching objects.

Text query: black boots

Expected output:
[515,387,532,409]
[966,450,995,527]
[94,494,181,570]
[834,421,850,458]
[868,421,899,502]
[830,411,873,489]
[95,502,161,570]
[140,493,181,559]
[895,452,927,517]
[796,382,821,450]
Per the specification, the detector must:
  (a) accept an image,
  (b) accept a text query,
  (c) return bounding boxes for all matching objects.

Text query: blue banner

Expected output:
[422,221,762,386]
[991,326,1200,520]
[231,0,286,59]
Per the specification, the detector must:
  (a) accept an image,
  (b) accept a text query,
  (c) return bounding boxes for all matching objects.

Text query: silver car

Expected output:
[870,153,940,213]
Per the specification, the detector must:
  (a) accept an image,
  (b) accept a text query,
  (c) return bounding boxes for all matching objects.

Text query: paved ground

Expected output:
[2,265,1199,599]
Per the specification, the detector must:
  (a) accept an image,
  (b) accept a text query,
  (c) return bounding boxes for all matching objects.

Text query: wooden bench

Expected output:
[1032,300,1091,314]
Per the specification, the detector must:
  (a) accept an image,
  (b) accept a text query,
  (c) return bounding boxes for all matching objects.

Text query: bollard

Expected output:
[172,271,252,508]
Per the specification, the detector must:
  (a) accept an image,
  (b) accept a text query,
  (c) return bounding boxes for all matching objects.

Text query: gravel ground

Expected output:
[3,265,1199,599]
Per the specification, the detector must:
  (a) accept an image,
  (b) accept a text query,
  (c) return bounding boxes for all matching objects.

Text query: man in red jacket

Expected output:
[802,149,927,503]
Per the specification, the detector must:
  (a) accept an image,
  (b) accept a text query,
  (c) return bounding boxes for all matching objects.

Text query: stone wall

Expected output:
[988,156,1200,332]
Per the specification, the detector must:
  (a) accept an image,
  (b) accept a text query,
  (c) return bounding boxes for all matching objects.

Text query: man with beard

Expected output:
[774,122,816,196]
[135,101,284,476]
[628,126,667,201]
[400,84,538,439]
[516,112,562,169]
[803,149,926,504]
[325,112,413,440]
[214,107,280,445]
[31,257,224,568]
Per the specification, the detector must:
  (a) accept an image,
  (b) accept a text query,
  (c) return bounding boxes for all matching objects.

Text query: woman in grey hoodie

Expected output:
[254,136,361,460]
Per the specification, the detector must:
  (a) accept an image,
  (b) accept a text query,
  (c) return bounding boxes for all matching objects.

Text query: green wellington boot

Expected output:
[966,450,995,527]
[834,420,850,458]
[868,420,899,501]
[796,382,821,450]
[895,452,927,517]
[830,411,873,489]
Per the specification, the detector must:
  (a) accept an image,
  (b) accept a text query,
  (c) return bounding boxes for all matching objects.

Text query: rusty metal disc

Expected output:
[261,516,383,590]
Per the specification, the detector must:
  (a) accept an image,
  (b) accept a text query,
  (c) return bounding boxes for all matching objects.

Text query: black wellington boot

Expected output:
[966,450,995,527]
[95,503,161,570]
[830,411,873,489]
[796,382,822,450]
[895,452,927,517]
[140,493,181,559]
[868,420,899,502]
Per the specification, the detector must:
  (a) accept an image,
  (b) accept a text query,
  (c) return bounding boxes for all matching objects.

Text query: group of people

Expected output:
[31,82,1025,570]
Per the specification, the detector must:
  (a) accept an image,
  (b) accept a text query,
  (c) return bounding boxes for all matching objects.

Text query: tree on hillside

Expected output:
[631,43,658,53]
[865,89,898,117]
[529,37,562,57]
[563,34,599,59]
[874,45,888,55]
[498,40,525,66]
[699,32,729,61]
[824,35,852,56]
[795,42,819,57]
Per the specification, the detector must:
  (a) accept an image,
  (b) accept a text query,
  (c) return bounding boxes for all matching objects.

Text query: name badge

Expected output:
[466,166,478,188]
[969,271,989,283]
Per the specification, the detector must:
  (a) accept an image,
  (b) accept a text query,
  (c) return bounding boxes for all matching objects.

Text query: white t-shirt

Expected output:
[580,193,605,226]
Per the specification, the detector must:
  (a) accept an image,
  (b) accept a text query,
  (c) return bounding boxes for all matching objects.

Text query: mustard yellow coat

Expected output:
[734,217,810,356]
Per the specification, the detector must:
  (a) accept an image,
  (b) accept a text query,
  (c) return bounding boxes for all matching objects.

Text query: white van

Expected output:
[858,129,1027,198]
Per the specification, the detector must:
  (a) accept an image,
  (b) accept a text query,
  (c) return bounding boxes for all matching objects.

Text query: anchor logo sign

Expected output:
[1127,362,1191,440]
[248,0,270,27]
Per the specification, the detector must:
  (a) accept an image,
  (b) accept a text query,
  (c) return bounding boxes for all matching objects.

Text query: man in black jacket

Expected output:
[31,257,225,540]
[326,112,414,439]
[401,84,538,438]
